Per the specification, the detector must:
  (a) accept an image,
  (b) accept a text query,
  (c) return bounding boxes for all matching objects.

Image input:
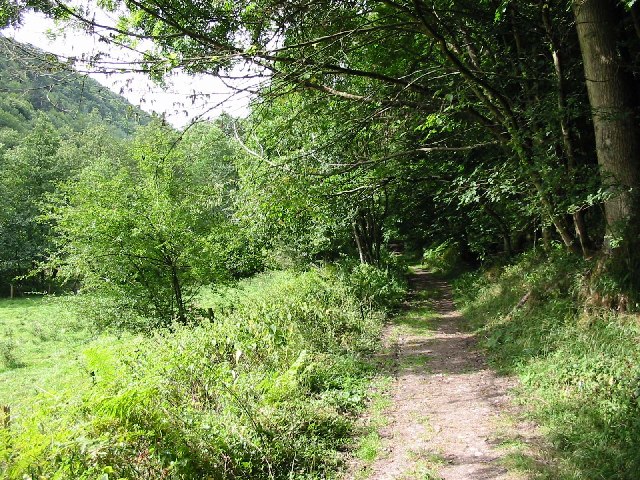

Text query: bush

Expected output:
[342,262,407,312]
[0,265,403,479]
[422,241,463,275]
[0,330,21,369]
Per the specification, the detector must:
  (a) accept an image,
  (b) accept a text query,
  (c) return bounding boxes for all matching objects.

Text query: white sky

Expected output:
[4,11,258,128]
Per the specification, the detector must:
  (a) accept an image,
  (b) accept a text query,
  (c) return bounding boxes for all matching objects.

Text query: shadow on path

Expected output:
[364,268,538,480]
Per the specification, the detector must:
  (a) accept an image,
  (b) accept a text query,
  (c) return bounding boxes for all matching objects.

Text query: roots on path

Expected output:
[348,269,537,480]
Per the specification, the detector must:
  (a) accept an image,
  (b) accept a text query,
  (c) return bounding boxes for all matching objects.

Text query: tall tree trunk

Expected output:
[541,224,553,251]
[526,163,581,254]
[542,1,594,255]
[352,207,383,265]
[573,0,640,253]
[353,220,369,264]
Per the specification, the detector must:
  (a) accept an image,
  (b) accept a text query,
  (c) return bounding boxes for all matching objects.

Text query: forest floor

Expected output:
[347,268,541,480]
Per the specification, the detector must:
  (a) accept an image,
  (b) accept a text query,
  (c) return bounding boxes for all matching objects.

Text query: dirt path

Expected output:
[355,269,532,480]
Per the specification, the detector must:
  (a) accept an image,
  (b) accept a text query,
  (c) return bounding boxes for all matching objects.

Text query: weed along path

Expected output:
[351,268,530,480]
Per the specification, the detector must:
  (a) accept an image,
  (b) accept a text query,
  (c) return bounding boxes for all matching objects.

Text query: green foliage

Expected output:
[421,241,464,276]
[21,0,640,295]
[0,37,150,136]
[0,39,151,295]
[0,265,403,479]
[0,330,22,369]
[85,0,613,266]
[0,115,66,292]
[48,121,245,327]
[340,261,407,312]
[454,251,640,479]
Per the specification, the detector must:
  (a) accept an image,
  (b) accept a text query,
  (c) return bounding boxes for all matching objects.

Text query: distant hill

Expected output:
[0,36,155,295]
[0,36,151,141]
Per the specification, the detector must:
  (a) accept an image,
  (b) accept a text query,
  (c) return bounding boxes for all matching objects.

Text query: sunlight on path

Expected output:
[352,269,534,480]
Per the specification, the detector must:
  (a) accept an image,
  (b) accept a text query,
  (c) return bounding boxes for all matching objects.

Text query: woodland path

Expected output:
[350,268,535,480]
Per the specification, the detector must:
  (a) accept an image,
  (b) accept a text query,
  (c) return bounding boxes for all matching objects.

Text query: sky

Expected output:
[5,10,257,127]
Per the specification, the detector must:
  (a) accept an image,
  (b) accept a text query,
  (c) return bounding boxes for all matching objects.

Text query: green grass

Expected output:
[413,288,442,302]
[394,310,436,335]
[0,296,98,410]
[1,266,405,480]
[357,430,383,462]
[399,354,431,371]
[351,374,393,479]
[453,250,640,480]
[399,455,445,480]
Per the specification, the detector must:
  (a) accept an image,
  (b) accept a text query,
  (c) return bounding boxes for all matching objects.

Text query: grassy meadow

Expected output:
[0,296,99,410]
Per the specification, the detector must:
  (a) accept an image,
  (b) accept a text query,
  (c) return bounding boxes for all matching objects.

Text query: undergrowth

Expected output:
[453,248,640,479]
[0,264,406,479]
[420,241,468,277]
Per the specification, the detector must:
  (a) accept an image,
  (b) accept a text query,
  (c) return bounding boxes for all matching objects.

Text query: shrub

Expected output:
[0,330,21,369]
[342,262,407,312]
[422,241,463,275]
[0,265,403,479]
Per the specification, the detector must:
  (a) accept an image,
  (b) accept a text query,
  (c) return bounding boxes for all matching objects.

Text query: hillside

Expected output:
[0,35,150,142]
[0,36,153,294]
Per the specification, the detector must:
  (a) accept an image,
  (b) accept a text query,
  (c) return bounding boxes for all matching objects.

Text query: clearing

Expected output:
[0,297,93,409]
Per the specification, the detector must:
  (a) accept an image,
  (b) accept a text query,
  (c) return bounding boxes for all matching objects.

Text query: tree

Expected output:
[237,91,405,265]
[573,0,640,253]
[21,0,640,295]
[0,115,67,294]
[16,0,578,251]
[0,38,155,296]
[72,0,594,253]
[49,120,240,326]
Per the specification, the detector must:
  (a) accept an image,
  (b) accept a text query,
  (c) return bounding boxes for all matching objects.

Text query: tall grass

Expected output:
[453,249,640,479]
[0,264,405,479]
[0,296,96,411]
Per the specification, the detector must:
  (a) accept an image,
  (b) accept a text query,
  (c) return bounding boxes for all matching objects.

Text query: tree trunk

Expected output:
[353,221,369,264]
[170,263,187,324]
[542,1,594,255]
[573,0,640,253]
[352,207,383,265]
[527,166,581,254]
[541,224,553,251]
